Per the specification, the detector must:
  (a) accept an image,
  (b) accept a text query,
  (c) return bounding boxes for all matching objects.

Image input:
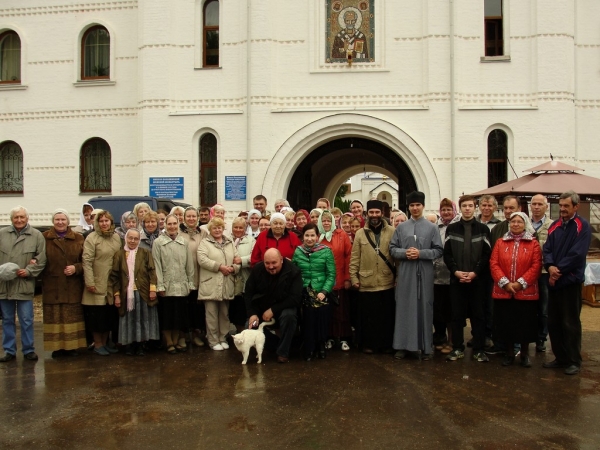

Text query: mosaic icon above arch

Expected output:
[326,0,375,63]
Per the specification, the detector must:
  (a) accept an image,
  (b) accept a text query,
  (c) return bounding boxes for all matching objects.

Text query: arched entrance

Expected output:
[260,114,440,213]
[287,137,417,212]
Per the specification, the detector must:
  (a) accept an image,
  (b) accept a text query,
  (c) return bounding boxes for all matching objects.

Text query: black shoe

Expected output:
[484,345,505,355]
[65,350,79,357]
[317,343,326,359]
[304,353,314,361]
[24,352,38,361]
[543,359,567,369]
[0,353,16,362]
[520,355,531,368]
[564,365,580,375]
[536,341,546,353]
[136,346,145,356]
[51,350,66,358]
[502,356,515,366]
[125,344,134,356]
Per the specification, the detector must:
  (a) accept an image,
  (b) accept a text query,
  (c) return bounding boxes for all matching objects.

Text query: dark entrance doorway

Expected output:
[287,137,417,212]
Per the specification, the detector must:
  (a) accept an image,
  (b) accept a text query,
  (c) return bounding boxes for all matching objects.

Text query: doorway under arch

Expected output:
[287,137,417,213]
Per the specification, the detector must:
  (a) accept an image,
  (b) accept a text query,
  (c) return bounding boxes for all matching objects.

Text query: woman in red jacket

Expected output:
[250,213,301,266]
[490,212,542,368]
[318,210,353,351]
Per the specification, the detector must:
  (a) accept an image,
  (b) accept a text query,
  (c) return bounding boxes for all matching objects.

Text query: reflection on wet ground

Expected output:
[1,321,599,449]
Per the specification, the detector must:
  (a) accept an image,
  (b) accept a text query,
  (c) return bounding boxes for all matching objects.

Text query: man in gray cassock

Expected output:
[389,191,443,360]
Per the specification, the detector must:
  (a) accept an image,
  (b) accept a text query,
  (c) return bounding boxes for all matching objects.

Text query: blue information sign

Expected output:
[149,177,184,199]
[225,176,246,201]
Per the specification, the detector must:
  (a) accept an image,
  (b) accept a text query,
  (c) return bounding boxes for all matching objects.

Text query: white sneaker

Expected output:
[220,341,230,350]
[212,343,224,351]
[325,339,334,350]
[340,341,350,351]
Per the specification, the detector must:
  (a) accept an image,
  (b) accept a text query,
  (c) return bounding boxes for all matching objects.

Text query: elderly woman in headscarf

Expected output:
[82,210,122,356]
[250,212,301,266]
[246,209,262,239]
[115,211,138,239]
[41,209,87,357]
[73,203,94,235]
[490,212,542,368]
[111,229,159,356]
[318,210,352,351]
[310,208,323,225]
[179,206,208,347]
[433,198,460,354]
[152,213,196,354]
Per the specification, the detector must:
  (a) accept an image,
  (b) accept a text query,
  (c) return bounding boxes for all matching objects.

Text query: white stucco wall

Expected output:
[0,0,598,225]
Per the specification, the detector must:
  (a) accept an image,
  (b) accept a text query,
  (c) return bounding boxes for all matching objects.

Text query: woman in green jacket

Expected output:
[292,223,336,361]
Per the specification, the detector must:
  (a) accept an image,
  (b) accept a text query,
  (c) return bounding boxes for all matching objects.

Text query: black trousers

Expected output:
[548,284,582,367]
[450,280,485,352]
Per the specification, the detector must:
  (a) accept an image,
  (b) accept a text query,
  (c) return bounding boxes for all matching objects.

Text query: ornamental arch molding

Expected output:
[261,114,439,210]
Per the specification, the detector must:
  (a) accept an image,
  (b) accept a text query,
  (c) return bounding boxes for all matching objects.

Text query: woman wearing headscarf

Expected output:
[490,212,542,368]
[41,209,86,357]
[139,211,160,250]
[111,229,159,356]
[293,209,310,238]
[247,209,262,239]
[318,210,352,351]
[433,198,459,354]
[230,217,255,332]
[72,203,94,235]
[293,223,336,360]
[82,210,122,356]
[250,213,301,266]
[179,206,208,347]
[350,200,366,221]
[115,211,138,239]
[197,218,241,350]
[152,214,196,354]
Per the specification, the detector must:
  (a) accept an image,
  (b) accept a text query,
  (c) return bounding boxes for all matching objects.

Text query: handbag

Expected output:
[303,286,329,308]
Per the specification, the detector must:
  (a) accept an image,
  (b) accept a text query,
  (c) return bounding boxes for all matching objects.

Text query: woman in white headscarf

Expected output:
[72,203,94,235]
[111,228,159,356]
[41,209,87,357]
[317,210,353,351]
[246,209,262,239]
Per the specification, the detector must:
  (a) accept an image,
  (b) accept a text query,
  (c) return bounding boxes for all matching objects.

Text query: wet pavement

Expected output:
[1,310,600,450]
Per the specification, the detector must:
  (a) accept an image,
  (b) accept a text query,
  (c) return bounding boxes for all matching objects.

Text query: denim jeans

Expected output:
[0,299,35,355]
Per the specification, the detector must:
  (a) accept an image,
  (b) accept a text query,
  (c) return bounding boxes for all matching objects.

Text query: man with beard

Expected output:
[349,199,396,354]
[390,191,443,360]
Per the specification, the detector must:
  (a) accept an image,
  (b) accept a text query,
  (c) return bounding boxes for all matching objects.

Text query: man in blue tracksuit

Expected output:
[542,191,591,375]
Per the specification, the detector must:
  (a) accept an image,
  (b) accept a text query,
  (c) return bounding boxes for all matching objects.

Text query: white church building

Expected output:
[1,0,599,224]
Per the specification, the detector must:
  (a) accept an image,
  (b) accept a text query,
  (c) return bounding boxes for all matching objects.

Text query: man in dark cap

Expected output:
[390,191,443,360]
[349,199,396,354]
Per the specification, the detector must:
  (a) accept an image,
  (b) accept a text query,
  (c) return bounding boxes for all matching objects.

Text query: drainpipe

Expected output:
[246,0,252,209]
[573,0,578,162]
[449,0,456,200]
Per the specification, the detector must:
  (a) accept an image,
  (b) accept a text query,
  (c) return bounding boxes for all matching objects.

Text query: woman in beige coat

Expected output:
[197,218,241,350]
[152,214,196,354]
[82,210,122,356]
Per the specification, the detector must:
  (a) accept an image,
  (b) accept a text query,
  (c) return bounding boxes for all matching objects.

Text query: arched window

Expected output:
[81,26,110,80]
[80,138,111,192]
[0,141,23,194]
[203,0,219,67]
[0,31,21,83]
[488,129,507,187]
[199,133,217,206]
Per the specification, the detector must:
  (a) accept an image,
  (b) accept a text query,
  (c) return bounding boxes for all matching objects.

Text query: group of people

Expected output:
[0,190,591,374]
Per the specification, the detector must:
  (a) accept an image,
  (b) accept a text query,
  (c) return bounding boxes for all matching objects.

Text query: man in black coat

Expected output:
[245,248,302,363]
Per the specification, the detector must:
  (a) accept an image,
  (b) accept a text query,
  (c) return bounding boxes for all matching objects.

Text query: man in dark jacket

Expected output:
[443,195,492,363]
[245,248,302,363]
[543,191,591,375]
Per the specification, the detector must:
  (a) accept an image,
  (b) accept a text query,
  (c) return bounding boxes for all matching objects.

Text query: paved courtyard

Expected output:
[1,306,599,449]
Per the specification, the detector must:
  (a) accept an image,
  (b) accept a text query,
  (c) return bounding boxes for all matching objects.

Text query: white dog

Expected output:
[232,319,275,365]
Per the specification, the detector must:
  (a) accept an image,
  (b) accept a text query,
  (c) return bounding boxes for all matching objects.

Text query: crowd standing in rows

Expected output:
[0,191,591,375]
